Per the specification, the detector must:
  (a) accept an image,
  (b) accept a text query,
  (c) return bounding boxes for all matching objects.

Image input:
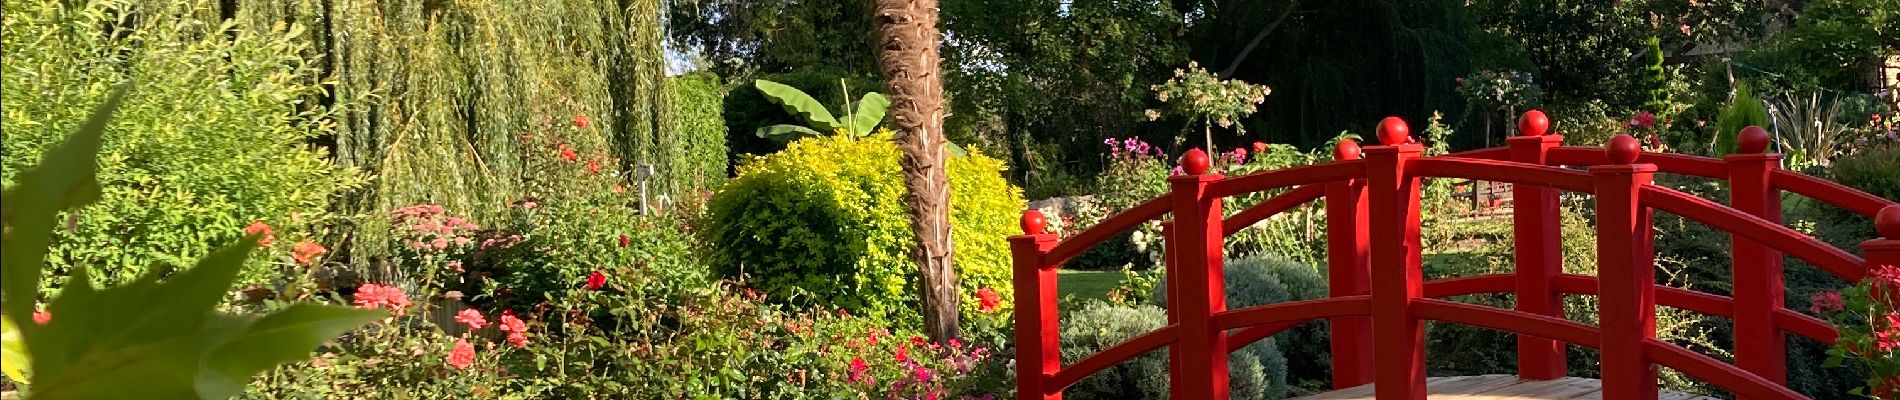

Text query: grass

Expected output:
[1057,269,1126,301]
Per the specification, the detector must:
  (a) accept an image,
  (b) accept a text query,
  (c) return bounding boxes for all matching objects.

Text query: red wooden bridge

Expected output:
[1008,111,1900,400]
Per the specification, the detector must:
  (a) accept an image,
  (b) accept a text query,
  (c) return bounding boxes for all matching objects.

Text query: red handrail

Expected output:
[1405,158,1594,192]
[1043,195,1172,265]
[1206,160,1364,199]
[1220,184,1324,236]
[1045,325,1179,390]
[1642,186,1867,281]
[1644,340,1807,399]
[1772,170,1895,218]
[1418,273,1840,344]
[1410,299,1602,348]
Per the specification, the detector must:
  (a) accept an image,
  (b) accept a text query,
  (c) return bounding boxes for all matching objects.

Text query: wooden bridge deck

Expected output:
[1292,375,1718,399]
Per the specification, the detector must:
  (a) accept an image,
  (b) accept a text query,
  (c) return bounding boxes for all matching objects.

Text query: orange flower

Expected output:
[244,221,275,247]
[586,160,601,174]
[291,241,326,266]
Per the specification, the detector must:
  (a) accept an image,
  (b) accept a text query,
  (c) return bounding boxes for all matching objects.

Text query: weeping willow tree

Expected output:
[234,0,673,264]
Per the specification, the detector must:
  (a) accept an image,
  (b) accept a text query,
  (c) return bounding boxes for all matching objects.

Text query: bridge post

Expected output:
[1162,220,1185,399]
[1325,138,1374,389]
[1507,110,1567,380]
[1725,126,1787,389]
[1011,210,1062,400]
[1169,149,1229,400]
[1868,206,1900,280]
[1592,135,1660,399]
[1365,117,1427,400]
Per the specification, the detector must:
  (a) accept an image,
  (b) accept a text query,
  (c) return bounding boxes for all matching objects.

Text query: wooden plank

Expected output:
[1290,375,1720,400]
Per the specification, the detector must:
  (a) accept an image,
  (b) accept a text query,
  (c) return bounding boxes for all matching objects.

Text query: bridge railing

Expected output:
[1008,110,1900,400]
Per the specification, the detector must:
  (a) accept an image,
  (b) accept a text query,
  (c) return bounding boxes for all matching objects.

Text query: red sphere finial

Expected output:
[1607,134,1641,165]
[1021,210,1047,235]
[1878,206,1900,240]
[1377,117,1411,146]
[1333,138,1362,161]
[1180,148,1211,175]
[1737,126,1770,154]
[1518,109,1550,137]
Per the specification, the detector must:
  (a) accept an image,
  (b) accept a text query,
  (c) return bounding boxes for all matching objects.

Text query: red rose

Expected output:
[585,271,607,291]
[1252,141,1268,154]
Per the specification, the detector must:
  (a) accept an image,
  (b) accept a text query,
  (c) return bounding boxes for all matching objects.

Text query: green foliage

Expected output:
[1714,82,1770,156]
[1832,147,1900,204]
[1812,269,1900,396]
[0,0,364,291]
[1058,302,1287,400]
[723,69,887,158]
[2,85,380,399]
[753,79,890,141]
[666,72,732,194]
[703,133,1024,323]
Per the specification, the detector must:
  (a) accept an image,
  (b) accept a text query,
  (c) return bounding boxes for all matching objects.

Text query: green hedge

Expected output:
[702,133,1023,323]
[1155,254,1327,390]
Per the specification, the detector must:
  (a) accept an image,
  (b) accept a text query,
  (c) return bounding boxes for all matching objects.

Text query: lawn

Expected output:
[1058,269,1126,301]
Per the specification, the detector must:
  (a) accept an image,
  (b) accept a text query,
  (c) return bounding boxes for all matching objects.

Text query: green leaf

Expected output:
[947,141,970,158]
[2,315,28,383]
[846,92,889,136]
[27,239,258,400]
[196,304,382,398]
[754,79,841,131]
[2,83,128,319]
[755,124,824,142]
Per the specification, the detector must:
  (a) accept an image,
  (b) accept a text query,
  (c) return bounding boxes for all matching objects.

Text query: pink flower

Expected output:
[447,260,465,272]
[913,364,933,382]
[448,338,476,370]
[291,241,326,266]
[353,283,412,316]
[244,221,275,247]
[976,288,1001,313]
[1810,291,1844,314]
[895,345,909,363]
[31,310,50,325]
[499,313,530,347]
[586,271,607,291]
[455,308,487,330]
[1628,111,1657,129]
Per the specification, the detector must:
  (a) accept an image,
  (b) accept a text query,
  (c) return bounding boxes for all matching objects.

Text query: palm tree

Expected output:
[874,0,959,341]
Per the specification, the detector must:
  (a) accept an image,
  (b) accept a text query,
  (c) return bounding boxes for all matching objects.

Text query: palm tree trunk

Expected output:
[874,0,959,341]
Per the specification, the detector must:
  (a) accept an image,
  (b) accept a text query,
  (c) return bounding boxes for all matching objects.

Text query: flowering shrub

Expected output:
[1145,61,1272,150]
[1813,265,1900,397]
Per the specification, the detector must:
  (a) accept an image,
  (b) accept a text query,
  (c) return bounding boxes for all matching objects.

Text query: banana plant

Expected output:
[753,79,968,156]
[754,79,889,141]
